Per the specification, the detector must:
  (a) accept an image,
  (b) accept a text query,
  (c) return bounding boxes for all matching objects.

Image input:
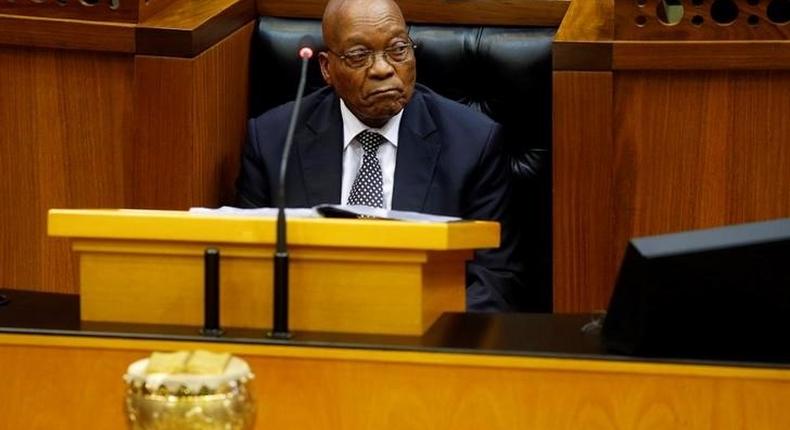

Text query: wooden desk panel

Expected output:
[0,21,252,295]
[553,71,615,312]
[1,333,789,429]
[0,47,133,294]
[553,0,790,312]
[554,69,790,312]
[132,22,252,210]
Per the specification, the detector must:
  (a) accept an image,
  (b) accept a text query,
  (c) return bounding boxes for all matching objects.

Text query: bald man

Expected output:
[236,0,526,311]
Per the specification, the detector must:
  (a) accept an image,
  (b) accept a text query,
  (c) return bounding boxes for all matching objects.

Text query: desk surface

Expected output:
[1,288,787,369]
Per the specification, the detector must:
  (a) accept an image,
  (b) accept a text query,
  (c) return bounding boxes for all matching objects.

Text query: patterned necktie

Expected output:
[347,130,386,208]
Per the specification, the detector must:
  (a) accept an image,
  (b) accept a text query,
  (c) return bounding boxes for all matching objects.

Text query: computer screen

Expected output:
[602,218,790,362]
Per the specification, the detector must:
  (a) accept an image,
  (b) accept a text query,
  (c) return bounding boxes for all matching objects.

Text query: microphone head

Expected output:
[298,35,315,60]
[299,47,314,60]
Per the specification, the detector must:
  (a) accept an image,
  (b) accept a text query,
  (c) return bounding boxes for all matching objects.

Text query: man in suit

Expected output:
[236,0,525,311]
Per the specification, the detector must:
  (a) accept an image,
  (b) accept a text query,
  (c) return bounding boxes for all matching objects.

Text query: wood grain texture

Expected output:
[48,210,499,249]
[1,18,251,295]
[555,70,790,312]
[552,71,614,313]
[553,0,613,70]
[138,0,180,22]
[0,0,138,23]
[2,335,790,429]
[132,22,252,210]
[258,0,571,26]
[0,47,134,294]
[615,0,790,41]
[554,0,790,71]
[610,70,790,256]
[0,0,179,23]
[140,0,252,29]
[555,0,613,42]
[0,0,254,57]
[74,239,467,334]
[613,40,790,70]
[554,41,613,70]
[136,0,256,57]
[0,14,136,53]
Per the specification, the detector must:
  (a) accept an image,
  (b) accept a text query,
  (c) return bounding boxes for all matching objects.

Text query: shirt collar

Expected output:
[339,98,402,150]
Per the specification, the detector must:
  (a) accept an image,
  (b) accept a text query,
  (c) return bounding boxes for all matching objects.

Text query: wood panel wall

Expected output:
[609,70,790,267]
[132,23,252,210]
[553,0,790,312]
[0,48,134,293]
[0,1,254,294]
[553,71,614,312]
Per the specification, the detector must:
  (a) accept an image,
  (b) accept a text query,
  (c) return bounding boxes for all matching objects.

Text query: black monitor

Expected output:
[602,218,790,362]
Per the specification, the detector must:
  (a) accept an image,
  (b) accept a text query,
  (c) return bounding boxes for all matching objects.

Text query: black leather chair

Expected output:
[249,17,555,312]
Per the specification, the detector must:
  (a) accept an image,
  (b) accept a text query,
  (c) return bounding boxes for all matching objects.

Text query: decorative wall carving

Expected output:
[617,0,790,39]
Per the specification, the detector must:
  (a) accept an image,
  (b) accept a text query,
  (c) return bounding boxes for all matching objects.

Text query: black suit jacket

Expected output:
[236,84,525,311]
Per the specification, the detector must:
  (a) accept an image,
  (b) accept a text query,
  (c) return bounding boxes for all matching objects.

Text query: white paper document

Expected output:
[188,207,319,218]
[188,204,461,223]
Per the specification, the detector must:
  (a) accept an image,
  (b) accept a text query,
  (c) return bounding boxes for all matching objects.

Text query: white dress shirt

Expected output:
[339,99,402,209]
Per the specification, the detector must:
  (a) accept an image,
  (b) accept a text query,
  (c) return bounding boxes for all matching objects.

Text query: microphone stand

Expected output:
[268,45,312,339]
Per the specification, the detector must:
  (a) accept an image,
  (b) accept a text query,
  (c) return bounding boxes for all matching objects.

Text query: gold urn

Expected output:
[124,355,256,430]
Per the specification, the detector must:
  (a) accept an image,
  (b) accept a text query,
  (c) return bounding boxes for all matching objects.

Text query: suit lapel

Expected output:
[392,90,440,212]
[296,92,343,206]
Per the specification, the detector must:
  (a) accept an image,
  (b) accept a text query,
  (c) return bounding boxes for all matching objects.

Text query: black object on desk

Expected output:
[603,218,790,362]
[0,289,80,330]
[2,288,789,369]
[201,248,223,337]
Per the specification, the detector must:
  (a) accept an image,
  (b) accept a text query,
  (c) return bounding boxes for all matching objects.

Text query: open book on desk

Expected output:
[189,204,462,223]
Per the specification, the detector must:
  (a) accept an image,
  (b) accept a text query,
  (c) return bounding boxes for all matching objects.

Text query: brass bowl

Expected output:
[124,357,256,430]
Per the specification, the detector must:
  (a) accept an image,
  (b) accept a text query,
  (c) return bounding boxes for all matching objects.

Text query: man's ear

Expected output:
[318,52,333,86]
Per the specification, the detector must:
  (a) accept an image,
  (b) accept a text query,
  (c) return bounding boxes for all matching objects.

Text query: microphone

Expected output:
[298,36,315,60]
[268,36,314,339]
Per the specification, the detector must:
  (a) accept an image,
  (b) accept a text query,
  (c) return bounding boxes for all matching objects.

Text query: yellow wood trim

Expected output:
[49,209,499,250]
[72,240,440,263]
[2,333,788,381]
[73,240,273,258]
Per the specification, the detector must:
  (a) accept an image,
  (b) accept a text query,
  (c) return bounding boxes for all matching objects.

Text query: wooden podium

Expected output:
[48,209,498,335]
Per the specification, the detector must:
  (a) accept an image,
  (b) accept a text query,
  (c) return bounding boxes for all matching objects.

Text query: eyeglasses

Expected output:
[327,41,417,69]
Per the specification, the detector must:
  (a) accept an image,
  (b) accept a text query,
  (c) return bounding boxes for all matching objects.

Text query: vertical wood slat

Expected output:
[132,22,253,210]
[553,71,614,312]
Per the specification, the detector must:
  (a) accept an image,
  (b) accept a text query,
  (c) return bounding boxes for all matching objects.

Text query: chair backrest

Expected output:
[250,16,555,311]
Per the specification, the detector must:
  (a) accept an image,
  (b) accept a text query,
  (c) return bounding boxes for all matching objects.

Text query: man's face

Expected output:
[319,1,416,128]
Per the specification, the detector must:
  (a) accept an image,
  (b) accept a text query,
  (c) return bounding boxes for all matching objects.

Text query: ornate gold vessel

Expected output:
[124,356,256,430]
